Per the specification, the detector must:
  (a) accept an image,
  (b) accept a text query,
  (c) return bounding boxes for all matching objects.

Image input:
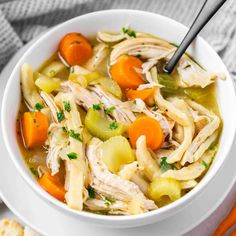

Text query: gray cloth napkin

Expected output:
[0,0,235,78]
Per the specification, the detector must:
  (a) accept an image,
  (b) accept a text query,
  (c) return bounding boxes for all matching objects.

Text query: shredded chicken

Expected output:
[110,37,224,87]
[166,98,195,164]
[86,138,157,213]
[85,43,110,71]
[181,100,220,165]
[40,91,60,123]
[46,123,68,175]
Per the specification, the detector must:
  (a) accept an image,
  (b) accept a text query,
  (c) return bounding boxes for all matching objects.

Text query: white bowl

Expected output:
[1,10,236,228]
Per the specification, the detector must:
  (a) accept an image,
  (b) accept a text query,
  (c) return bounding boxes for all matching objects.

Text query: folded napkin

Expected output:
[0,0,236,79]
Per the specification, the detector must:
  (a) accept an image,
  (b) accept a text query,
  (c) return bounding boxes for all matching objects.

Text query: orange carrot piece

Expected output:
[110,55,144,89]
[126,88,155,102]
[38,172,65,202]
[128,116,163,150]
[214,203,236,236]
[22,112,48,148]
[59,32,93,66]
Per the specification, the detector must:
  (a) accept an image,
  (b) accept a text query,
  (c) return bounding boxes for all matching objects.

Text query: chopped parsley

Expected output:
[34,103,44,111]
[122,27,136,38]
[68,129,83,142]
[201,160,208,168]
[132,100,137,105]
[105,106,116,115]
[67,152,77,160]
[152,104,158,110]
[63,101,71,112]
[160,157,173,172]
[209,143,218,152]
[30,167,39,177]
[48,70,56,77]
[109,121,118,130]
[88,186,96,199]
[92,102,103,110]
[57,111,65,123]
[62,126,68,132]
[104,197,116,206]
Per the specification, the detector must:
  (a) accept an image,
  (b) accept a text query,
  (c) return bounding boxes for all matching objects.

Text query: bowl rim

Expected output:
[1,9,236,223]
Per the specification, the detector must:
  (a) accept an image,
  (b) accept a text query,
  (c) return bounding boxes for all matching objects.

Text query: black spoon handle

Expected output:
[164,0,227,74]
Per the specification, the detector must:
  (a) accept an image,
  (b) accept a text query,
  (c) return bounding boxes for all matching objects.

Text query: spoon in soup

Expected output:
[164,0,228,74]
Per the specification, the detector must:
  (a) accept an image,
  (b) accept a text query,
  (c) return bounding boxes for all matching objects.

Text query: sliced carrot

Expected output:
[214,203,236,236]
[22,112,48,148]
[59,32,93,66]
[128,116,163,150]
[126,88,155,102]
[38,171,65,202]
[110,55,144,89]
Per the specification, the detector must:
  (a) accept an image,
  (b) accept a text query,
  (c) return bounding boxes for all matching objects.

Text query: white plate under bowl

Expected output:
[0,40,236,236]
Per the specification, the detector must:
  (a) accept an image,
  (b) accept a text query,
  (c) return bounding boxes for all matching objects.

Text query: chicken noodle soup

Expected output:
[17,28,224,215]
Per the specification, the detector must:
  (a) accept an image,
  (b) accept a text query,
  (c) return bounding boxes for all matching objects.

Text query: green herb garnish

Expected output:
[109,121,118,130]
[92,103,103,110]
[160,157,173,172]
[62,126,68,132]
[67,152,78,160]
[209,143,218,152]
[48,70,56,77]
[122,27,136,38]
[132,100,137,105]
[57,111,65,122]
[63,101,71,112]
[201,160,208,168]
[152,104,158,110]
[88,186,96,199]
[105,106,115,115]
[68,129,83,142]
[34,103,44,111]
[30,167,39,177]
[104,197,116,206]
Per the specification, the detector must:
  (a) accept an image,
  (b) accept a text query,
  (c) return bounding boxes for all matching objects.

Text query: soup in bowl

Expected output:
[2,10,236,228]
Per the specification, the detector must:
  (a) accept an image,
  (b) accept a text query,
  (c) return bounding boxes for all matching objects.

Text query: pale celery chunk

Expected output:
[102,136,135,173]
[148,177,181,203]
[98,77,122,99]
[35,74,60,93]
[41,61,65,77]
[84,72,101,83]
[85,108,126,140]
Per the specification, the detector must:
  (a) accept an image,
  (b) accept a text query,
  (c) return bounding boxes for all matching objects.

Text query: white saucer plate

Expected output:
[0,43,236,236]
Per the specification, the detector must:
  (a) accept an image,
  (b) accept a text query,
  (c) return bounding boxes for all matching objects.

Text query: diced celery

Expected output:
[102,136,135,173]
[84,108,126,140]
[84,72,101,83]
[158,73,179,96]
[35,74,60,93]
[98,77,122,99]
[158,73,178,90]
[148,177,181,203]
[183,86,210,104]
[68,73,88,87]
[41,61,65,78]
